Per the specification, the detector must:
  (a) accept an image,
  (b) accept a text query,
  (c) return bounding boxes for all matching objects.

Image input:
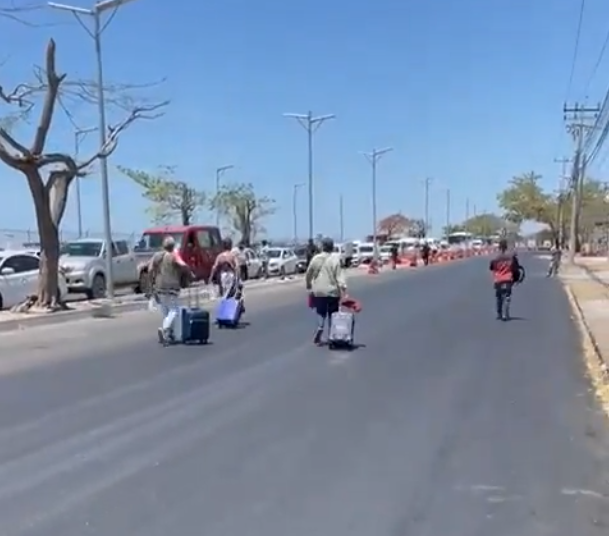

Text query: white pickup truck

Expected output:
[59,238,139,299]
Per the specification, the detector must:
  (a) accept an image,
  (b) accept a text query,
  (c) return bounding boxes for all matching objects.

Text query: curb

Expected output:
[0,277,304,334]
[562,277,609,375]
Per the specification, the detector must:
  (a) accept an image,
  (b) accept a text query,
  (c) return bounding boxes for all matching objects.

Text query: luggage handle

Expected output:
[188,280,201,308]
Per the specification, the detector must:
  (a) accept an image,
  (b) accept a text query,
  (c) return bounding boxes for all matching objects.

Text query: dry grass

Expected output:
[564,279,609,417]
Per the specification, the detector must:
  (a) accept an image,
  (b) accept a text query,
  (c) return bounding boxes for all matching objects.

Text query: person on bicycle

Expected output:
[489,238,522,320]
[547,243,562,277]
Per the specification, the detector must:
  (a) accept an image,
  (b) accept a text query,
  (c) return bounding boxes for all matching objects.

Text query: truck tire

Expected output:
[87,273,106,300]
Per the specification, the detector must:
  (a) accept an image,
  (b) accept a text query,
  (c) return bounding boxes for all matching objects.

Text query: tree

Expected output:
[498,170,609,246]
[118,165,205,225]
[377,213,411,237]
[462,213,506,236]
[443,223,465,236]
[0,39,167,309]
[209,182,276,245]
[497,171,557,236]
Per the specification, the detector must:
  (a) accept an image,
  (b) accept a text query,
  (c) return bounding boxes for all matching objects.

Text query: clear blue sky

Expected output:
[2,0,609,241]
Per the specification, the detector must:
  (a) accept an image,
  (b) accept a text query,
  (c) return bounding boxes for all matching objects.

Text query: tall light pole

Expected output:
[292,182,304,244]
[74,126,97,238]
[284,111,335,241]
[49,0,139,299]
[363,147,393,261]
[339,194,344,242]
[423,177,432,237]
[445,188,451,237]
[215,164,234,226]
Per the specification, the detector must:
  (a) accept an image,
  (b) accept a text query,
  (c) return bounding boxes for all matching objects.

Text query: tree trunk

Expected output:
[26,169,60,307]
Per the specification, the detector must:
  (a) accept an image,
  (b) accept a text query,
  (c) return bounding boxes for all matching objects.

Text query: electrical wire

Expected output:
[564,0,587,100]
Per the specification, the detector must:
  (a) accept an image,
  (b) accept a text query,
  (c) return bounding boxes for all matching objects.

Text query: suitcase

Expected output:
[328,310,355,348]
[215,297,242,327]
[170,285,210,345]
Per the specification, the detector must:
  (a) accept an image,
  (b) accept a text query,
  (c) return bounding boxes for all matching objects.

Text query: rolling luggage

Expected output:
[328,310,355,349]
[215,297,242,328]
[172,286,210,345]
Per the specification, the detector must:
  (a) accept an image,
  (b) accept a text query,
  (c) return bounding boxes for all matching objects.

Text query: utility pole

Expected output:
[74,126,97,238]
[363,147,393,261]
[423,177,432,237]
[292,183,304,244]
[554,157,570,248]
[465,198,470,221]
[445,188,451,237]
[284,111,336,242]
[215,165,234,227]
[473,204,477,218]
[339,194,344,242]
[564,103,600,262]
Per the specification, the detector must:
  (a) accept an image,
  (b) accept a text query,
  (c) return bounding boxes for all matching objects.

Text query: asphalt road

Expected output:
[0,255,608,535]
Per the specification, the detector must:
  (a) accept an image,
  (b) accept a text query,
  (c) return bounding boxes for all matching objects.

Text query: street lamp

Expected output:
[74,126,97,238]
[48,0,139,299]
[283,111,335,242]
[362,147,393,262]
[215,165,234,226]
[292,183,305,244]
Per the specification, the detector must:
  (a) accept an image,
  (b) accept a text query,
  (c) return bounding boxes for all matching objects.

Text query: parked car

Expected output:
[0,250,68,310]
[60,238,139,299]
[243,248,264,279]
[294,246,307,273]
[265,247,298,277]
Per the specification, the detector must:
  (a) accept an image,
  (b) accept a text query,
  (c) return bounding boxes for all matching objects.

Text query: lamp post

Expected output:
[215,164,234,227]
[74,126,97,238]
[283,111,335,241]
[362,147,393,262]
[48,0,139,299]
[292,183,304,244]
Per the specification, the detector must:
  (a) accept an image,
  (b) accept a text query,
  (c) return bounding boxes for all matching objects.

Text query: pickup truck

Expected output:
[133,224,223,294]
[59,238,139,299]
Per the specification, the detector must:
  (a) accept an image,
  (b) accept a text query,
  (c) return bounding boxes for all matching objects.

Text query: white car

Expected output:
[265,247,298,277]
[0,250,68,310]
[243,248,264,279]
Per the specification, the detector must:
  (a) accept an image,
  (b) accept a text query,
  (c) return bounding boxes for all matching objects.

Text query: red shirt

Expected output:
[490,252,519,283]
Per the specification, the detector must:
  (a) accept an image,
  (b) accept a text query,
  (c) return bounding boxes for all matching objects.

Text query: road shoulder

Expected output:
[560,262,609,418]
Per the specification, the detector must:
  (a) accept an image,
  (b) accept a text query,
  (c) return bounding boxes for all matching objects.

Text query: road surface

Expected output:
[0,255,608,535]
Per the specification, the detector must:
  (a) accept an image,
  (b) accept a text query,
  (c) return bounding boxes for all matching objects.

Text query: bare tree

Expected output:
[0,38,168,310]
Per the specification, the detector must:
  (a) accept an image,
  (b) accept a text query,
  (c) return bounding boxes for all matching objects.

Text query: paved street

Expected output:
[0,254,607,535]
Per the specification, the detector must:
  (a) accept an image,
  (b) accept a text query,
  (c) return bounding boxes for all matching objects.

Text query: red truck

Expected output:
[134,224,223,293]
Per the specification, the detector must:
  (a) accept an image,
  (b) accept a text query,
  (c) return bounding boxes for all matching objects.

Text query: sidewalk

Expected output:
[560,261,609,412]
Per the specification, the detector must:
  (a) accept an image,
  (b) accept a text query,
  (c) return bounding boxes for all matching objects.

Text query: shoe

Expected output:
[313,328,323,345]
[157,328,166,344]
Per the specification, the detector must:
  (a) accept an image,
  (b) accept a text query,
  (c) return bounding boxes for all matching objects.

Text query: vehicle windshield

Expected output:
[136,232,183,251]
[61,241,102,257]
[266,249,282,258]
[380,245,393,252]
[358,246,374,253]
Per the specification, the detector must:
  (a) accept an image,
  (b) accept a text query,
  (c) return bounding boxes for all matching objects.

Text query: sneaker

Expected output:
[313,328,323,345]
[157,328,165,344]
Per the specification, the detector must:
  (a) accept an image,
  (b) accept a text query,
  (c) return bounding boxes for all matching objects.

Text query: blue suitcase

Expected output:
[215,297,242,328]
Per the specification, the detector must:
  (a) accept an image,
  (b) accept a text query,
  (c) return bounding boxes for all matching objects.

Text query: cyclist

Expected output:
[489,238,522,321]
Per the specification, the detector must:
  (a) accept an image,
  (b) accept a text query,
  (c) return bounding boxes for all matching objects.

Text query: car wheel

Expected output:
[88,273,106,300]
[279,266,286,278]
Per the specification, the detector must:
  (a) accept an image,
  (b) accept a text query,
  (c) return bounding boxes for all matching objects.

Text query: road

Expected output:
[0,254,608,535]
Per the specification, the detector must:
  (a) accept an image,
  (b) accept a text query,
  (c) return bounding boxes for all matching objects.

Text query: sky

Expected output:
[1,0,609,243]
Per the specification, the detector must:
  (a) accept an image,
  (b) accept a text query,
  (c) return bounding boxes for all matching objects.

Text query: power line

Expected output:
[584,24,609,94]
[565,0,587,100]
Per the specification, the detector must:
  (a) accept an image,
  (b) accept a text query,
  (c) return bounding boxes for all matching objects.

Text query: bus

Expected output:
[446,231,473,246]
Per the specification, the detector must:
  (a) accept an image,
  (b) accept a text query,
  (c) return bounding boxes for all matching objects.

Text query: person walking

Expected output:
[147,236,192,344]
[305,237,347,345]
